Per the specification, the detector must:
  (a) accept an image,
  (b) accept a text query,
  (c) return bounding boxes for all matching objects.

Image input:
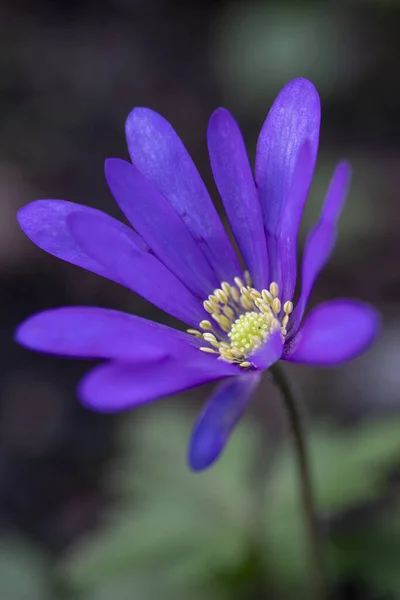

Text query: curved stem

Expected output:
[270,362,327,600]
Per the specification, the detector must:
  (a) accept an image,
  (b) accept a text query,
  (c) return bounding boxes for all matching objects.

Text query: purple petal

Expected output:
[249,330,283,370]
[105,159,218,298]
[79,353,241,413]
[284,300,380,365]
[188,373,260,471]
[68,210,205,327]
[15,307,201,360]
[17,200,147,285]
[207,109,268,290]
[125,107,242,283]
[289,162,351,333]
[278,142,314,302]
[255,79,320,287]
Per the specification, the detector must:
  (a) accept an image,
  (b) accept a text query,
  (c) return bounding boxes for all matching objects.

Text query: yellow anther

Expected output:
[209,294,219,307]
[231,348,243,358]
[214,289,228,304]
[283,301,293,315]
[240,361,252,368]
[282,315,289,329]
[203,332,217,343]
[270,282,279,297]
[272,298,281,314]
[199,320,213,330]
[231,286,240,302]
[250,288,262,299]
[222,305,235,321]
[234,276,244,289]
[203,300,214,313]
[199,347,218,354]
[215,314,232,331]
[262,289,273,304]
[219,341,231,349]
[244,271,252,286]
[203,336,220,348]
[186,328,202,337]
[240,296,253,311]
[255,298,272,315]
[221,282,231,296]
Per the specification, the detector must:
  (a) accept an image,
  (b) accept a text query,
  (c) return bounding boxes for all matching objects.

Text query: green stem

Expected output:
[270,362,327,600]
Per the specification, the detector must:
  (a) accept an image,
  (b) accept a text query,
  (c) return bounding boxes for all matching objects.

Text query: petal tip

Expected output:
[187,451,214,472]
[125,106,161,135]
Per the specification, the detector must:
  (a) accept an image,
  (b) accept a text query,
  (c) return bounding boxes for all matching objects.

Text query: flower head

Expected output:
[15,78,379,470]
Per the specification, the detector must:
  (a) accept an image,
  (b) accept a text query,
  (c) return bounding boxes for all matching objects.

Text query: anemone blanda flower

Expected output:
[16,78,379,470]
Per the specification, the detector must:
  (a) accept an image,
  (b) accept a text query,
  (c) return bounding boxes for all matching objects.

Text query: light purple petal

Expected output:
[125,107,242,283]
[284,300,380,365]
[15,307,201,360]
[250,330,283,370]
[255,79,320,287]
[105,159,218,298]
[17,200,147,285]
[68,210,206,327]
[289,162,351,334]
[79,353,241,413]
[188,372,260,471]
[207,109,268,290]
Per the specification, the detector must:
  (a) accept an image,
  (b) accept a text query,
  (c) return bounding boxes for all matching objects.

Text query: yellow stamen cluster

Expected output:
[188,271,293,369]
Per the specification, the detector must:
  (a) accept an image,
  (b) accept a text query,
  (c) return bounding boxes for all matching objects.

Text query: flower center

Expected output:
[187,272,293,369]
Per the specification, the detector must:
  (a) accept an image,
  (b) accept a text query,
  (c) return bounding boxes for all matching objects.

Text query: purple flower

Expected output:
[15,78,379,470]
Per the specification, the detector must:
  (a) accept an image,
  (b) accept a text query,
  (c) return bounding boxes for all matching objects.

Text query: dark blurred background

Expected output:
[1,0,400,598]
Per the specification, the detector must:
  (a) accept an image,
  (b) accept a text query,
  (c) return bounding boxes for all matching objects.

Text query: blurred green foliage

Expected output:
[1,405,400,598]
[0,538,51,600]
[56,406,400,599]
[212,4,369,111]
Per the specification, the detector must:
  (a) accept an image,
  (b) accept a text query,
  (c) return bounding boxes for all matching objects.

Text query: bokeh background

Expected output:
[1,0,400,598]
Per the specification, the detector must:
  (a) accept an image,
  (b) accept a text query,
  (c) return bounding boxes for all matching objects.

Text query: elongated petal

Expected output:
[289,162,351,334]
[255,79,320,286]
[278,142,314,302]
[105,159,217,298]
[125,107,241,283]
[17,200,147,285]
[207,109,268,290]
[284,300,380,365]
[188,373,260,471]
[15,307,200,360]
[79,353,241,413]
[68,210,205,327]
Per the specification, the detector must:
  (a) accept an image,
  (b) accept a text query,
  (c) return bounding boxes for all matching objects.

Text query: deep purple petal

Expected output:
[15,307,201,360]
[284,300,380,365]
[278,142,314,302]
[207,109,268,290]
[249,330,283,370]
[125,107,242,283]
[79,353,241,413]
[289,162,351,334]
[68,210,205,327]
[188,373,260,471]
[17,200,147,285]
[105,159,218,298]
[255,79,320,287]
